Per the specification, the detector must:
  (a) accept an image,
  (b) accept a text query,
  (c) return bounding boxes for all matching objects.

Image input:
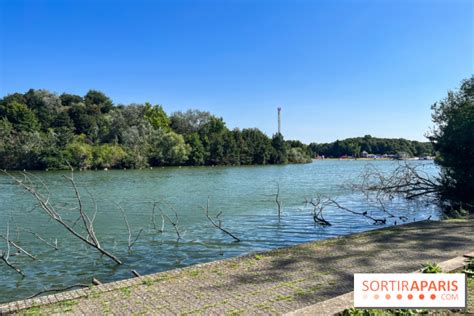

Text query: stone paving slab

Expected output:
[2,218,474,315]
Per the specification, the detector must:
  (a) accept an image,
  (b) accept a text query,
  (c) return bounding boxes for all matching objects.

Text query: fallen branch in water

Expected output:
[303,194,388,226]
[347,162,441,201]
[304,196,332,226]
[327,198,387,225]
[157,204,182,241]
[0,234,36,260]
[0,224,25,277]
[202,197,240,242]
[2,168,122,265]
[18,228,58,250]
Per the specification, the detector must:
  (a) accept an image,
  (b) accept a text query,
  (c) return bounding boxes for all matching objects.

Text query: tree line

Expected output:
[308,135,433,158]
[0,89,312,170]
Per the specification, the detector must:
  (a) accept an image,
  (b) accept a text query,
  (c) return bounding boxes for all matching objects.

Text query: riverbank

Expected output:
[2,217,473,315]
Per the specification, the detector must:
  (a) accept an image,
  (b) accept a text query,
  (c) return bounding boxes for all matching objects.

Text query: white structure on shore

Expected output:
[277,107,281,134]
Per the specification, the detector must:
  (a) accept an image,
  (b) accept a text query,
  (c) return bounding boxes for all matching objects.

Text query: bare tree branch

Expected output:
[115,202,144,252]
[2,169,122,265]
[202,197,240,242]
[158,205,181,241]
[151,202,164,233]
[275,183,282,218]
[0,234,36,260]
[0,223,25,277]
[18,228,58,250]
[304,196,332,226]
[348,162,441,201]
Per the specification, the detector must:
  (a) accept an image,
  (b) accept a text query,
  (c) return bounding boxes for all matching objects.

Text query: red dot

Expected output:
[374,294,380,300]
[419,294,425,300]
[397,294,402,300]
[408,294,413,300]
[431,294,436,300]
[385,294,391,300]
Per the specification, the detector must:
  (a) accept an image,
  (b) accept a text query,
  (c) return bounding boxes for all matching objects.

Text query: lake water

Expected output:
[0,160,440,303]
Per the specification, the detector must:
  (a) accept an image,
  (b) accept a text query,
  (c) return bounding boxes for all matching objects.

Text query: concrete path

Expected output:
[5,218,474,315]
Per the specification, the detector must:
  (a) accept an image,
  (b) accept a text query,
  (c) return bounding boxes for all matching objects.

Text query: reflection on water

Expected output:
[0,160,439,303]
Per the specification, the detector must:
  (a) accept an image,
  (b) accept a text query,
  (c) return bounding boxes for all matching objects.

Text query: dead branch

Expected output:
[115,202,144,252]
[348,162,441,201]
[0,251,25,277]
[92,277,102,285]
[328,199,387,225]
[202,197,240,242]
[18,228,58,250]
[0,224,25,277]
[158,205,181,241]
[25,283,89,299]
[304,196,332,226]
[303,194,388,226]
[275,183,282,218]
[151,202,164,233]
[2,169,122,265]
[0,234,36,260]
[374,197,408,222]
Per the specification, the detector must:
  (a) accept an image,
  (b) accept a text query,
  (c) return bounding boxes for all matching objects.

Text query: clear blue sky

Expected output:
[0,0,472,143]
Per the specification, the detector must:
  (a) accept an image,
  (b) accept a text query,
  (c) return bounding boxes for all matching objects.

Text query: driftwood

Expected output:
[202,197,240,242]
[2,169,122,265]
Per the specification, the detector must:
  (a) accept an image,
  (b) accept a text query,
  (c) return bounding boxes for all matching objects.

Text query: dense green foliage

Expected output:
[0,89,311,170]
[429,76,474,210]
[308,135,433,158]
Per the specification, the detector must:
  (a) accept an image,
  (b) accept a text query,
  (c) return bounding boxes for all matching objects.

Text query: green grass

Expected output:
[142,278,153,286]
[22,306,42,316]
[87,287,101,299]
[272,294,294,302]
[120,287,131,297]
[188,270,201,277]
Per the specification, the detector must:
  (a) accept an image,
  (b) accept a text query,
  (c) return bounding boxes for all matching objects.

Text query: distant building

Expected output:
[361,150,368,158]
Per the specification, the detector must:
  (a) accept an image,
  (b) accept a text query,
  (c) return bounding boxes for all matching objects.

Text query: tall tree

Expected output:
[429,76,474,209]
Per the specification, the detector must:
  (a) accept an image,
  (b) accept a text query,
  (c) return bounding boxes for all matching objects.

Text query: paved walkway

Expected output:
[7,218,474,315]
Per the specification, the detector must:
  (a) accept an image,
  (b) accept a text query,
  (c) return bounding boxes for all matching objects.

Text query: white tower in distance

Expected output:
[277,107,282,135]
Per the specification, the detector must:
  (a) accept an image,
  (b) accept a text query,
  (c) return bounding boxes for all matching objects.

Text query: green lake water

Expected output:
[0,160,439,303]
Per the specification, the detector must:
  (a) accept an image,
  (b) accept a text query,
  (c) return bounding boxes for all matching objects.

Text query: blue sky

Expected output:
[0,0,472,143]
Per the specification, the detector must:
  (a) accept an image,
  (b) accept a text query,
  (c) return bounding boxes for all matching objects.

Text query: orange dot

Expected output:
[374,294,380,300]
[408,294,413,300]
[385,294,391,300]
[419,294,425,300]
[430,294,436,300]
[397,294,402,300]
